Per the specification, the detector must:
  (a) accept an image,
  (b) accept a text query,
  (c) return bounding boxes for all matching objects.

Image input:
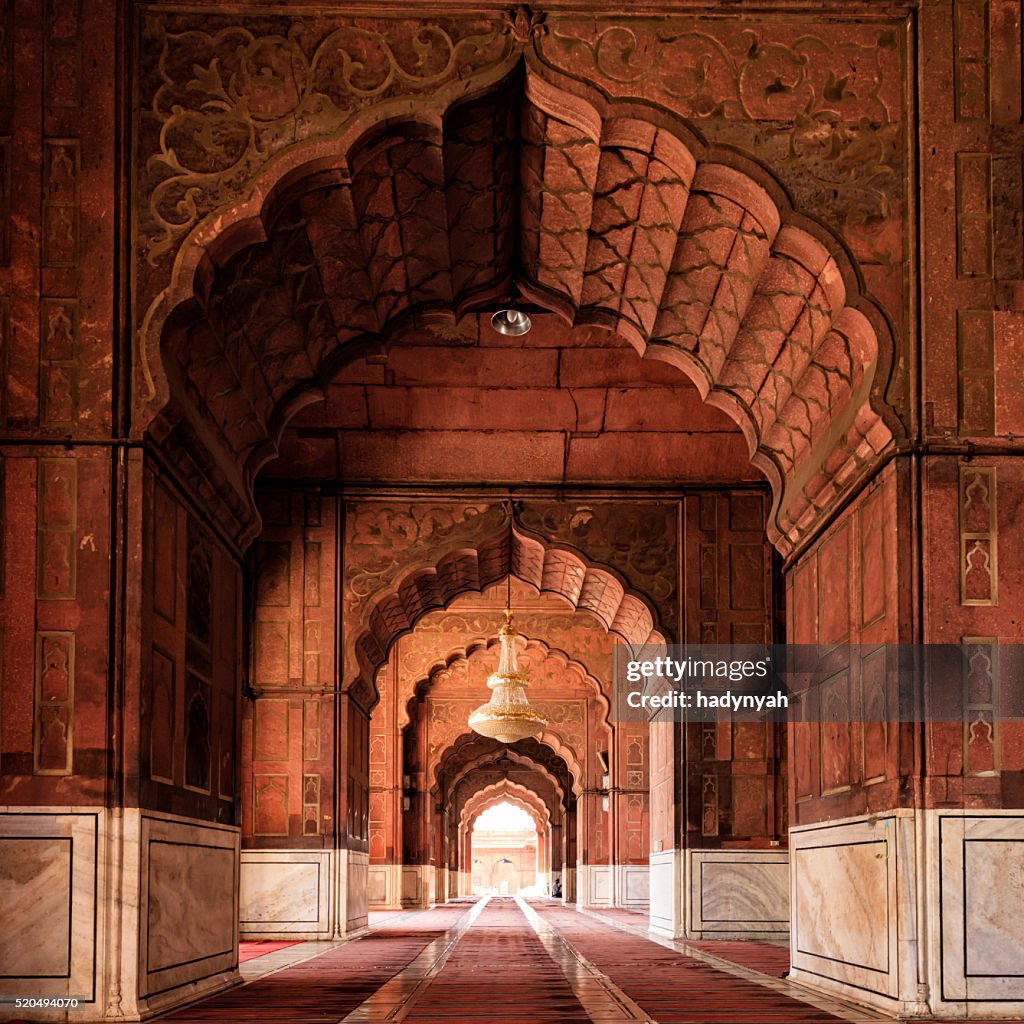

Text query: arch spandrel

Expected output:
[138,17,903,557]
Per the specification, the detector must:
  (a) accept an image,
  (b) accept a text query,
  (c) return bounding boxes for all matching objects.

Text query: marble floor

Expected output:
[158,900,1022,1024]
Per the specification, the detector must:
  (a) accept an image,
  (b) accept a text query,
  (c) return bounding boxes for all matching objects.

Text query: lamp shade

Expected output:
[490,308,532,337]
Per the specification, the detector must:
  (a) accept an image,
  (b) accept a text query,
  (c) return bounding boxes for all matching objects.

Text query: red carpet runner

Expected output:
[403,898,589,1023]
[162,901,474,1023]
[529,900,845,1024]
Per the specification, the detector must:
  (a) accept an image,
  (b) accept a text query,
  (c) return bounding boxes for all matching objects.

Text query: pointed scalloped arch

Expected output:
[355,527,665,696]
[461,782,551,834]
[437,733,578,797]
[145,57,896,556]
[401,634,611,733]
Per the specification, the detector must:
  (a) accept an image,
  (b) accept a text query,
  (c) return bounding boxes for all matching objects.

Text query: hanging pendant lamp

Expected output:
[468,578,547,744]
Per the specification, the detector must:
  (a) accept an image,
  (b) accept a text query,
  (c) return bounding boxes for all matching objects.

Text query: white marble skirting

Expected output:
[615,864,650,909]
[577,863,612,907]
[340,848,369,934]
[0,808,102,1012]
[687,848,789,940]
[0,806,242,1022]
[240,849,332,939]
[790,808,1024,1019]
[789,811,914,1015]
[928,810,1024,1017]
[367,862,401,908]
[648,847,683,938]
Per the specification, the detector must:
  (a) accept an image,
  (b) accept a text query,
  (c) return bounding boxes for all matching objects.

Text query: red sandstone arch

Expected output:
[354,529,665,691]
[461,781,551,835]
[144,58,896,557]
[459,781,552,897]
[442,745,570,804]
[438,732,578,798]
[402,635,611,732]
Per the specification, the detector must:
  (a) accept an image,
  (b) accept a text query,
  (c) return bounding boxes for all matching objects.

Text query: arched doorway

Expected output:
[469,800,541,896]
[97,17,905,1021]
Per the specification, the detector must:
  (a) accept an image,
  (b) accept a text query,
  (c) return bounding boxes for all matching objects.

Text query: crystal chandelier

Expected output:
[468,580,547,744]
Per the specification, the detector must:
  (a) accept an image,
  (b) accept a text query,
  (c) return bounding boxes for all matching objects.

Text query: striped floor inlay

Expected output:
[400,898,591,1023]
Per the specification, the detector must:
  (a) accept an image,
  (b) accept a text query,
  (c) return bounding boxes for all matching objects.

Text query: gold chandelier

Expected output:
[468,580,547,744]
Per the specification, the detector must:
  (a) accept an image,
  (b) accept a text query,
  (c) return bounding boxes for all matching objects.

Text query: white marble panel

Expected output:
[618,864,649,908]
[933,811,1024,1012]
[401,864,428,907]
[794,831,890,974]
[0,811,99,1005]
[240,850,331,937]
[789,813,918,1013]
[137,811,240,1002]
[344,849,369,932]
[648,848,682,938]
[579,864,611,907]
[688,849,788,938]
[367,864,392,906]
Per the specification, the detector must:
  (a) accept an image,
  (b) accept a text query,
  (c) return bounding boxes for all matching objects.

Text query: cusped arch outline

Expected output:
[146,56,896,555]
[437,732,578,798]
[401,634,612,733]
[354,527,666,697]
[461,781,552,837]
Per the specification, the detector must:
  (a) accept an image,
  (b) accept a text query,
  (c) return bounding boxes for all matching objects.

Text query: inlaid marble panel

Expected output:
[137,812,239,999]
[789,813,915,1010]
[936,813,1024,1009]
[648,848,682,938]
[688,849,788,938]
[580,864,611,907]
[344,849,369,933]
[240,850,331,938]
[618,864,650,908]
[0,811,98,1003]
[0,837,72,975]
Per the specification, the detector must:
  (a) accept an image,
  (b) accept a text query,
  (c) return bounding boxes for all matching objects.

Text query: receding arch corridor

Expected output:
[158,900,899,1024]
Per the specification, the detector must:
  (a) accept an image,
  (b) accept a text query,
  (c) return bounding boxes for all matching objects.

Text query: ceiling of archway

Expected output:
[261,312,755,486]
[140,8,907,557]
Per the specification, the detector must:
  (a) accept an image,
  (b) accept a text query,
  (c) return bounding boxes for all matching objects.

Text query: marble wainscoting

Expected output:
[789,811,922,1017]
[614,864,650,910]
[648,847,684,938]
[239,850,332,939]
[562,864,577,904]
[578,863,612,907]
[399,864,432,908]
[367,862,402,908]
[340,848,369,935]
[927,810,1024,1017]
[0,808,103,1016]
[686,849,789,940]
[126,810,241,1019]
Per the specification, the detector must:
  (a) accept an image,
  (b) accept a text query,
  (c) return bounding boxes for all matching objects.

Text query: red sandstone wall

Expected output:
[241,490,338,846]
[138,466,241,824]
[683,492,781,846]
[922,457,1024,807]
[0,0,118,804]
[785,463,909,826]
[0,452,112,802]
